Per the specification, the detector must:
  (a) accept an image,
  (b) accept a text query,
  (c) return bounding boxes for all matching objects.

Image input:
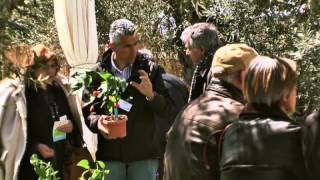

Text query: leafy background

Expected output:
[1,0,320,117]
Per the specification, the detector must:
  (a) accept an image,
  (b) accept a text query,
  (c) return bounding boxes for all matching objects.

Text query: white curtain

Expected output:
[53,0,98,159]
[54,0,98,71]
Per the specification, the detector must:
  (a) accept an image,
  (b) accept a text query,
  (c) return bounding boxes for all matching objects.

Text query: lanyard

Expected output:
[46,87,60,122]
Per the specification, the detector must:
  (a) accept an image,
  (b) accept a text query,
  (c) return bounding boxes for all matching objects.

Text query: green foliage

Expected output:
[202,0,304,55]
[0,0,59,79]
[1,0,320,116]
[0,0,24,12]
[30,154,60,180]
[296,34,320,114]
[70,70,127,116]
[309,0,320,13]
[77,159,110,180]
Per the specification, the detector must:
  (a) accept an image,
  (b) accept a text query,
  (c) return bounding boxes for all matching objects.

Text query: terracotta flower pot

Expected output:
[102,115,128,138]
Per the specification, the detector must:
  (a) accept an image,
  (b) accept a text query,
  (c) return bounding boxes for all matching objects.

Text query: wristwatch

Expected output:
[146,92,156,101]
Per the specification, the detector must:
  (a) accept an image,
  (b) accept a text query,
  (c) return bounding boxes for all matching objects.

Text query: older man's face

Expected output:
[113,35,139,64]
[185,41,205,65]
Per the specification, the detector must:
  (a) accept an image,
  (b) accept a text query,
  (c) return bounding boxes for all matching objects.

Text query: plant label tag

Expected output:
[118,99,132,112]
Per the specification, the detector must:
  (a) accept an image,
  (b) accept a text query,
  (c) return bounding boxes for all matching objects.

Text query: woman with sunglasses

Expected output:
[1,44,90,180]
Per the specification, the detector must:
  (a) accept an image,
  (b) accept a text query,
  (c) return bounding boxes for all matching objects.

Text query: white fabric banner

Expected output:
[54,0,98,72]
[53,0,98,159]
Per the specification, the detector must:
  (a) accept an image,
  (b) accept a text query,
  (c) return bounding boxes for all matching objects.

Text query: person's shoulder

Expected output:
[138,48,154,61]
[136,50,164,75]
[305,111,320,126]
[137,49,156,66]
[0,78,23,103]
[162,73,188,88]
[0,78,21,91]
[183,92,243,124]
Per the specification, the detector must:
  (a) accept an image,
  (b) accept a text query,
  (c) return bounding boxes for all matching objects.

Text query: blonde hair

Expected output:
[244,56,297,107]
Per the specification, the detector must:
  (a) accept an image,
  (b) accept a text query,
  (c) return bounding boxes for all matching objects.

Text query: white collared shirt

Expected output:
[110,54,132,80]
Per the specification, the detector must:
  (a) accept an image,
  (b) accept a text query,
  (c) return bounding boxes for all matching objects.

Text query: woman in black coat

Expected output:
[13,44,83,180]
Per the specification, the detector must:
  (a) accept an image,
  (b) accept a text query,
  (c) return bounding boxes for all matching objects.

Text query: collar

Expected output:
[198,53,214,78]
[100,49,135,72]
[240,103,292,121]
[206,78,245,104]
[110,52,132,73]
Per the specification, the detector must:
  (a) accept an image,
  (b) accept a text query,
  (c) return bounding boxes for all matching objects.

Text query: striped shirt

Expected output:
[110,55,132,80]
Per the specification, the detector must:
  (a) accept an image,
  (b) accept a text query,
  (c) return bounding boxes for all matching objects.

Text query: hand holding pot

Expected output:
[97,115,128,139]
[97,115,117,139]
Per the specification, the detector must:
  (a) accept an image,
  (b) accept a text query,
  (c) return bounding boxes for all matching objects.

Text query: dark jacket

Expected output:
[303,112,320,180]
[220,104,307,180]
[188,54,213,102]
[82,49,174,162]
[164,79,245,180]
[154,73,189,156]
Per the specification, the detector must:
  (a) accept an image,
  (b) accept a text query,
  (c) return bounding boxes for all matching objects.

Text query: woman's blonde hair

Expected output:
[244,56,297,107]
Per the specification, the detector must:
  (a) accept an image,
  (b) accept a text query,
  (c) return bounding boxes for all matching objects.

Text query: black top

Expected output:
[20,81,75,178]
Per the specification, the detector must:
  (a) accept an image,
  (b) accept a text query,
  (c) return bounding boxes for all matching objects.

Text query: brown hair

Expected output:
[244,56,297,107]
[30,44,60,74]
[6,44,59,77]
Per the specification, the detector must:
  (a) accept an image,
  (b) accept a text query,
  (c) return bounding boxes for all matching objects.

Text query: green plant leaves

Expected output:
[97,161,106,169]
[70,70,128,115]
[98,72,112,81]
[77,159,110,180]
[91,169,101,179]
[30,154,60,180]
[77,159,90,170]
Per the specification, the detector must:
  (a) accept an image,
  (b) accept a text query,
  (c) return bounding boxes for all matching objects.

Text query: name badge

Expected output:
[52,115,68,142]
[118,99,132,112]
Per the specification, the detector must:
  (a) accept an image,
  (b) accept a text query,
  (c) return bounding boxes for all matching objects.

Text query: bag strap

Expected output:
[202,123,233,170]
[217,123,233,161]
[202,130,222,170]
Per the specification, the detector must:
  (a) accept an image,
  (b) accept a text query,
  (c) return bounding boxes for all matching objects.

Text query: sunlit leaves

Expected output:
[70,70,128,115]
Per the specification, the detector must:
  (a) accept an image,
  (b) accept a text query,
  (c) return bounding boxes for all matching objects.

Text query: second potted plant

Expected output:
[71,70,128,138]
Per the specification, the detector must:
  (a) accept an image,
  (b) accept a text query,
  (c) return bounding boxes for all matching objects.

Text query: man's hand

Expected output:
[97,115,116,139]
[37,144,55,159]
[130,70,155,101]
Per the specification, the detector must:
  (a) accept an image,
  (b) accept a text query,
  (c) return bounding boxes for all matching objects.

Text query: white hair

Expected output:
[109,19,136,44]
[181,23,221,52]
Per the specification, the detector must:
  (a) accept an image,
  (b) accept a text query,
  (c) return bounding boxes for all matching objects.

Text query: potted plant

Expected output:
[70,70,128,138]
[30,154,60,180]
